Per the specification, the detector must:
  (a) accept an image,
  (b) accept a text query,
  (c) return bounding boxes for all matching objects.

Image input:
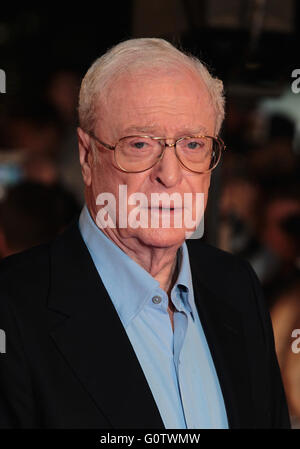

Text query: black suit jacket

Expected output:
[0,221,290,428]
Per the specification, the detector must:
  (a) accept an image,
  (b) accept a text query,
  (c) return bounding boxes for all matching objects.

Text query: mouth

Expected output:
[147,207,185,216]
[148,206,179,211]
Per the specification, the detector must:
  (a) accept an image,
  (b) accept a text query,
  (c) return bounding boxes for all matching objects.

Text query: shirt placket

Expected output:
[172,288,190,428]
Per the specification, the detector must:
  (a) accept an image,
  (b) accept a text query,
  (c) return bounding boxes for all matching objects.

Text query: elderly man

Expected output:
[0,38,290,429]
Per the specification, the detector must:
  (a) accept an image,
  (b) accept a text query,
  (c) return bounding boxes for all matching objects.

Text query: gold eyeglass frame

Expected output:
[88,131,226,174]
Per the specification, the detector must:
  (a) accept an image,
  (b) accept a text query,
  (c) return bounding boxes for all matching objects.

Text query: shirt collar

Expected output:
[78,205,195,327]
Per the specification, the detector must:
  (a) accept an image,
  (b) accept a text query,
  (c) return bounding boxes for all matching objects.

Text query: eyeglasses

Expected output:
[88,132,226,174]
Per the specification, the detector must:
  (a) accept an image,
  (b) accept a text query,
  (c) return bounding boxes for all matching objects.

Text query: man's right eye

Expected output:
[127,138,154,150]
[133,141,147,149]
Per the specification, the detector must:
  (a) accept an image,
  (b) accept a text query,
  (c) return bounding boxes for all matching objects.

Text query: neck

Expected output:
[104,227,180,294]
[87,204,181,294]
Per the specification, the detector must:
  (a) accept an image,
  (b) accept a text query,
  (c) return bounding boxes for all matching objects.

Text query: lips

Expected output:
[149,206,178,210]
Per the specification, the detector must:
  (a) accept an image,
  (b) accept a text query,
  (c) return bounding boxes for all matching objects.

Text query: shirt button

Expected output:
[152,295,162,304]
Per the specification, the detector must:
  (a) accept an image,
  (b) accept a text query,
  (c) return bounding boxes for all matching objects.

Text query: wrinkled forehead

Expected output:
[106,65,211,105]
[95,67,215,138]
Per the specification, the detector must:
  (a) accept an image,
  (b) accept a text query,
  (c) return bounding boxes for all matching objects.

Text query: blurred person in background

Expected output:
[248,115,298,182]
[219,175,281,284]
[264,195,300,425]
[261,191,300,268]
[46,70,80,125]
[0,181,80,258]
[271,275,300,428]
[4,102,62,186]
[2,94,83,203]
[46,70,84,204]
[219,107,300,427]
[219,178,300,289]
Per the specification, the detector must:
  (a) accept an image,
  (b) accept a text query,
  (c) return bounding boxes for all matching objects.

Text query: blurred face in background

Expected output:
[262,198,300,263]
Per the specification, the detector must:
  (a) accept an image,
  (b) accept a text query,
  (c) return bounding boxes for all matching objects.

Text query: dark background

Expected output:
[0,0,300,426]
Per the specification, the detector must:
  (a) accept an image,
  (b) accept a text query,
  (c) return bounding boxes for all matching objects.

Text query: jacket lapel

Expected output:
[187,240,254,428]
[48,222,253,429]
[48,223,164,429]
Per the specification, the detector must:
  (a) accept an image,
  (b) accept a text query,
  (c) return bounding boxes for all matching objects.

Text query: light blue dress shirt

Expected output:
[79,205,228,429]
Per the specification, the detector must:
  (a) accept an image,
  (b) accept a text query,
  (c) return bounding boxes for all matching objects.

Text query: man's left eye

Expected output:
[187,141,201,149]
[134,142,146,149]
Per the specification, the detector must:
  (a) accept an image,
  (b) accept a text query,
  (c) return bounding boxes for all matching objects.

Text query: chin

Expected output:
[120,227,188,249]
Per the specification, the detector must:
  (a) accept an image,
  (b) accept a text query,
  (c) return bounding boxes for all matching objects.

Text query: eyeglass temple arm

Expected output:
[88,131,115,150]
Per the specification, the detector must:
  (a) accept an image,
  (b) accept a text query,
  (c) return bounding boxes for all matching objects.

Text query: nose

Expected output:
[149,141,182,188]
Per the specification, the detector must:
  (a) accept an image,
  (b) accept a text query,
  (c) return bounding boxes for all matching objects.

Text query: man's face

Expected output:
[80,67,216,249]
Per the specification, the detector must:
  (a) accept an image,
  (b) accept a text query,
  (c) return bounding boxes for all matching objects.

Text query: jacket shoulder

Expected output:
[0,242,49,272]
[0,242,51,312]
[186,239,252,285]
[0,221,82,311]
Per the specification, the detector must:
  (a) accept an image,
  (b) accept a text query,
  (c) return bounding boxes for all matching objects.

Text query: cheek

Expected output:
[91,153,116,189]
[91,159,148,202]
[187,173,211,196]
[187,174,211,212]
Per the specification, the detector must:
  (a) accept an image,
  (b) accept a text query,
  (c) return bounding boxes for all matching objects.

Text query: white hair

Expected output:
[78,38,225,135]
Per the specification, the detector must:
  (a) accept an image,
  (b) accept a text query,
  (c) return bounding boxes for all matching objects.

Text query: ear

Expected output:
[77,127,92,186]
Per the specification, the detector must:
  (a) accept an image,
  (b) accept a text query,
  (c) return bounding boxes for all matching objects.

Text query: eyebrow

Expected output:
[122,125,209,136]
[123,125,158,135]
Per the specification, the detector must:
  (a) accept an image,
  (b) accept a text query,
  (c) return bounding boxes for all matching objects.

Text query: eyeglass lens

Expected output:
[115,136,221,173]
